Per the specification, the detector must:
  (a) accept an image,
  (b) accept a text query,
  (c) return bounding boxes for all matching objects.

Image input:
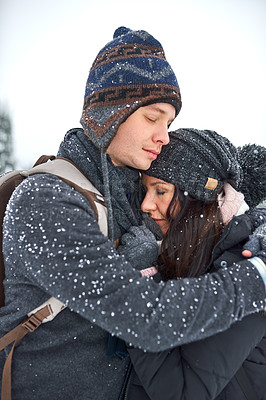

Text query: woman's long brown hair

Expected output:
[158,187,224,281]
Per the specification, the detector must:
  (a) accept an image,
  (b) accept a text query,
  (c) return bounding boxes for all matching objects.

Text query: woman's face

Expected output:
[141,173,178,235]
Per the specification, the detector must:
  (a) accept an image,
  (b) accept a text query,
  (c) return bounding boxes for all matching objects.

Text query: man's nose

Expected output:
[153,125,170,145]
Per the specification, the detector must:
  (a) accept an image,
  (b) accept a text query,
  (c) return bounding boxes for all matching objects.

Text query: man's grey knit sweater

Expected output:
[1,130,265,399]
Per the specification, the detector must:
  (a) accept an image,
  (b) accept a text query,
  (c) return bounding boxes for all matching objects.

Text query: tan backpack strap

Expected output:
[27,296,66,323]
[56,176,102,222]
[0,305,52,400]
[32,155,56,167]
[23,157,108,236]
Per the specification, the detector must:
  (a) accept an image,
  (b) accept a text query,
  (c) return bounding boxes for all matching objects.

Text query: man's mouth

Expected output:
[143,149,160,160]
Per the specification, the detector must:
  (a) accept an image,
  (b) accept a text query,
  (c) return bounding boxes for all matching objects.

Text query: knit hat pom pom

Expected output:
[113,26,131,39]
[237,143,266,208]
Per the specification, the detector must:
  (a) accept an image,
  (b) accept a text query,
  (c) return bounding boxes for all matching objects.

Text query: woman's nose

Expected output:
[141,193,156,213]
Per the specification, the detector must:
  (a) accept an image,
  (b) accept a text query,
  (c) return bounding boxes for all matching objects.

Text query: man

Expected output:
[1,27,265,399]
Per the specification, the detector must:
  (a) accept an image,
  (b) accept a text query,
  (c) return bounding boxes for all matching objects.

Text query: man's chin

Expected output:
[140,161,153,171]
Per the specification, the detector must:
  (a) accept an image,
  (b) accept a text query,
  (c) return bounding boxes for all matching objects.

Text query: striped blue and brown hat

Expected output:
[80,26,182,151]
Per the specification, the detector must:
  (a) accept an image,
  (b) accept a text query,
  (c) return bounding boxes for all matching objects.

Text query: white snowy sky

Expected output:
[0,0,265,168]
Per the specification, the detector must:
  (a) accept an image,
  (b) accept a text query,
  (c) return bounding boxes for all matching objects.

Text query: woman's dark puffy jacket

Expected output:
[125,214,266,400]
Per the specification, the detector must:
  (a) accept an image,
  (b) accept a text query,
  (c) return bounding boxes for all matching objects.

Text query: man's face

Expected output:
[106,103,175,170]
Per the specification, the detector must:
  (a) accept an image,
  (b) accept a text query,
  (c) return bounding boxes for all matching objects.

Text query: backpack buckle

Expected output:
[22,314,42,332]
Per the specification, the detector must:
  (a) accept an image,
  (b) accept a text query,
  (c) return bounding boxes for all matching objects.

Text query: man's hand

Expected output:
[117,224,159,270]
[242,223,266,263]
[142,213,164,240]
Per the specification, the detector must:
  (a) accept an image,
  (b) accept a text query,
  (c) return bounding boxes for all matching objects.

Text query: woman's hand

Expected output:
[242,223,266,263]
[140,266,158,277]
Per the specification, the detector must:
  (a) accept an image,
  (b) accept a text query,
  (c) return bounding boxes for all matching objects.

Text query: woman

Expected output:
[124,129,266,400]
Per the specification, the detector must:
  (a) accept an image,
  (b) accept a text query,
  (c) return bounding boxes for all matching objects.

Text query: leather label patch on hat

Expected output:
[204,177,218,190]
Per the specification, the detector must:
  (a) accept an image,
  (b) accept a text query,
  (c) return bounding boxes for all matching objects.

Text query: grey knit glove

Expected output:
[247,208,266,230]
[142,213,164,240]
[242,223,266,263]
[117,224,159,270]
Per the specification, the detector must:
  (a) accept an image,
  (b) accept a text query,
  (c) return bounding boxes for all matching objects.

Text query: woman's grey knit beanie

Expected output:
[145,128,243,202]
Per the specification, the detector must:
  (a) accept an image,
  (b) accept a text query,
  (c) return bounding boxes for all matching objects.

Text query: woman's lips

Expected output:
[152,218,168,234]
[152,218,165,226]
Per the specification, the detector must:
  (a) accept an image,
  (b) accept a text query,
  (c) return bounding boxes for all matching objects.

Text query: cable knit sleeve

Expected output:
[3,174,266,352]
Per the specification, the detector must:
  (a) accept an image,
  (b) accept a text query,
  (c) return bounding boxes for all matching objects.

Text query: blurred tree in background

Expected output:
[0,109,15,173]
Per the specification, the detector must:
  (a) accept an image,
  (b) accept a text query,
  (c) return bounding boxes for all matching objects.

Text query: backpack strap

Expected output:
[32,155,56,166]
[22,157,109,322]
[20,156,109,322]
[0,305,52,400]
[0,172,25,308]
[25,157,108,236]
[0,156,110,400]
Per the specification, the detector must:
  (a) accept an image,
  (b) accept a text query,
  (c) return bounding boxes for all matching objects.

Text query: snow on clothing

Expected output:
[126,213,266,400]
[1,129,265,400]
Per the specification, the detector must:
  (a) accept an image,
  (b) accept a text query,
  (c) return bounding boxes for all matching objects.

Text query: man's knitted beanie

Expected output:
[80,26,181,151]
[144,128,243,202]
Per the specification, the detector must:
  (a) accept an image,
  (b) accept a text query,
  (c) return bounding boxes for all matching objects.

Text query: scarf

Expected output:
[57,128,141,239]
